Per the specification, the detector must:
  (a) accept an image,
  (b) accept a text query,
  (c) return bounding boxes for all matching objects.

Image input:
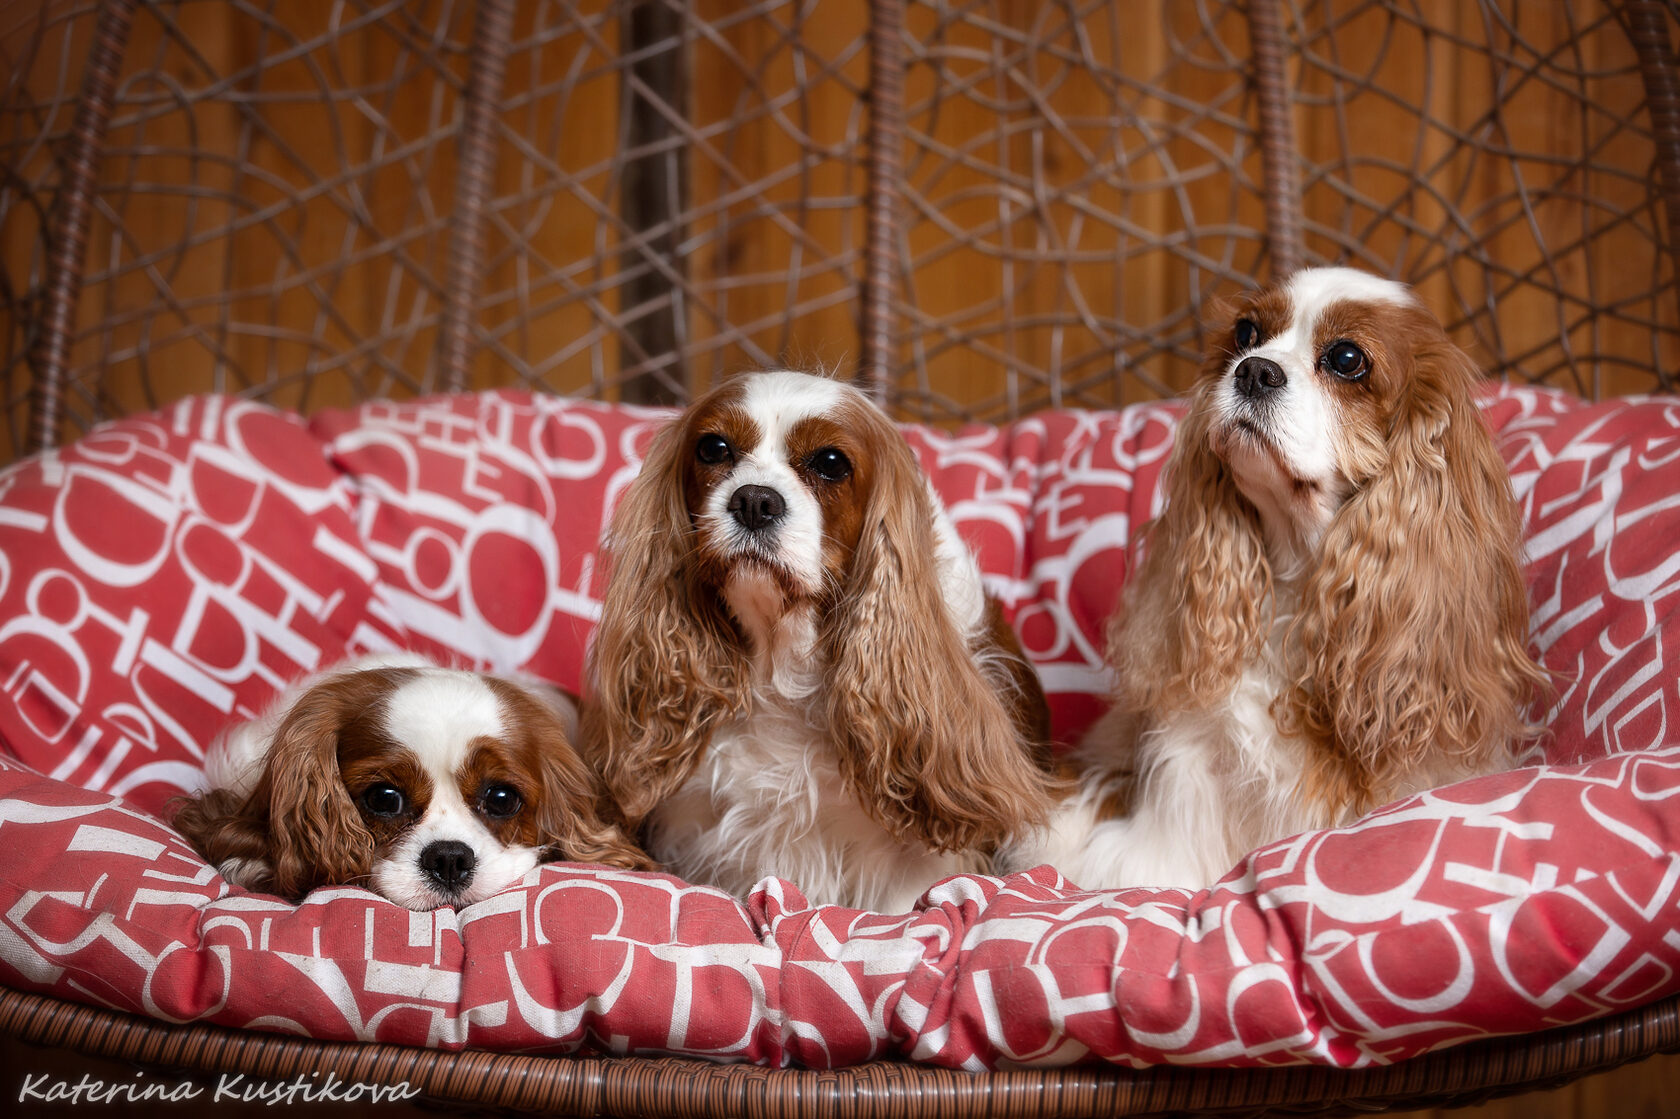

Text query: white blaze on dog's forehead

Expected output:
[1286,267,1416,322]
[381,669,505,777]
[705,370,844,620]
[739,371,849,464]
[1216,271,1371,514]
[1241,268,1414,369]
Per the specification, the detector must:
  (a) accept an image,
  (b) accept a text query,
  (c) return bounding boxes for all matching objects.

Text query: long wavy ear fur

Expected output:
[263,687,382,897]
[821,407,1055,853]
[536,745,660,871]
[580,418,750,826]
[1111,374,1272,718]
[1279,331,1548,814]
[170,787,274,888]
[173,684,377,900]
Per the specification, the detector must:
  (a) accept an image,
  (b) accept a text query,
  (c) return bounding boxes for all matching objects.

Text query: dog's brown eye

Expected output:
[1322,340,1369,381]
[361,784,405,818]
[696,433,733,465]
[807,447,852,483]
[1234,318,1261,350]
[480,784,523,819]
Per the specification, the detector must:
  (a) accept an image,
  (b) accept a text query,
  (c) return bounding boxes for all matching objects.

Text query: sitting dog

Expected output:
[1000,268,1548,889]
[581,370,1056,913]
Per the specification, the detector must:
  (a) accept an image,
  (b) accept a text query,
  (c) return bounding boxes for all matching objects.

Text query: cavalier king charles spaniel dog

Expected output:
[174,651,653,909]
[581,370,1056,913]
[1001,267,1548,889]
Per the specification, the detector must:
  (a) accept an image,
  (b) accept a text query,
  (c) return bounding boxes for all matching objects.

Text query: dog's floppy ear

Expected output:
[1110,366,1272,721]
[174,679,379,900]
[580,417,750,827]
[535,746,658,872]
[170,784,277,892]
[255,680,382,898]
[1280,327,1548,814]
[820,402,1056,853]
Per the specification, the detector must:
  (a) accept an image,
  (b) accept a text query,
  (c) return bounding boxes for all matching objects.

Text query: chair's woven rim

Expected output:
[3,985,1677,1118]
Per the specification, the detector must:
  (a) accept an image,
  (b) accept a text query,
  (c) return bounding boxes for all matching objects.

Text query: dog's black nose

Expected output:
[1233,356,1286,400]
[419,840,476,893]
[728,484,785,531]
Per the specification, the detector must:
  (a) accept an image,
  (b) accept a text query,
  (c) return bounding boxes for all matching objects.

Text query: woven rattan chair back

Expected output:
[3,0,1677,465]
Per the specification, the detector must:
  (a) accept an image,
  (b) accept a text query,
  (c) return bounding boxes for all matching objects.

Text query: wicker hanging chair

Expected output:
[2,0,1679,1114]
[3,984,1679,1116]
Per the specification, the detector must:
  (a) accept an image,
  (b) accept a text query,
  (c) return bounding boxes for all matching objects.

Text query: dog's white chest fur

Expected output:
[645,697,977,913]
[1009,643,1485,891]
[644,597,977,914]
[1016,657,1318,890]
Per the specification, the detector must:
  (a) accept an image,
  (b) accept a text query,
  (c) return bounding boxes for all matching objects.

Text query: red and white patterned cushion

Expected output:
[0,386,1675,1069]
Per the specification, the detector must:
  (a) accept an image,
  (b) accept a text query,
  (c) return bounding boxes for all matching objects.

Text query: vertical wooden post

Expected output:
[1622,0,1680,392]
[1248,0,1304,282]
[27,0,137,454]
[859,0,905,405]
[437,0,515,394]
[619,1,689,405]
